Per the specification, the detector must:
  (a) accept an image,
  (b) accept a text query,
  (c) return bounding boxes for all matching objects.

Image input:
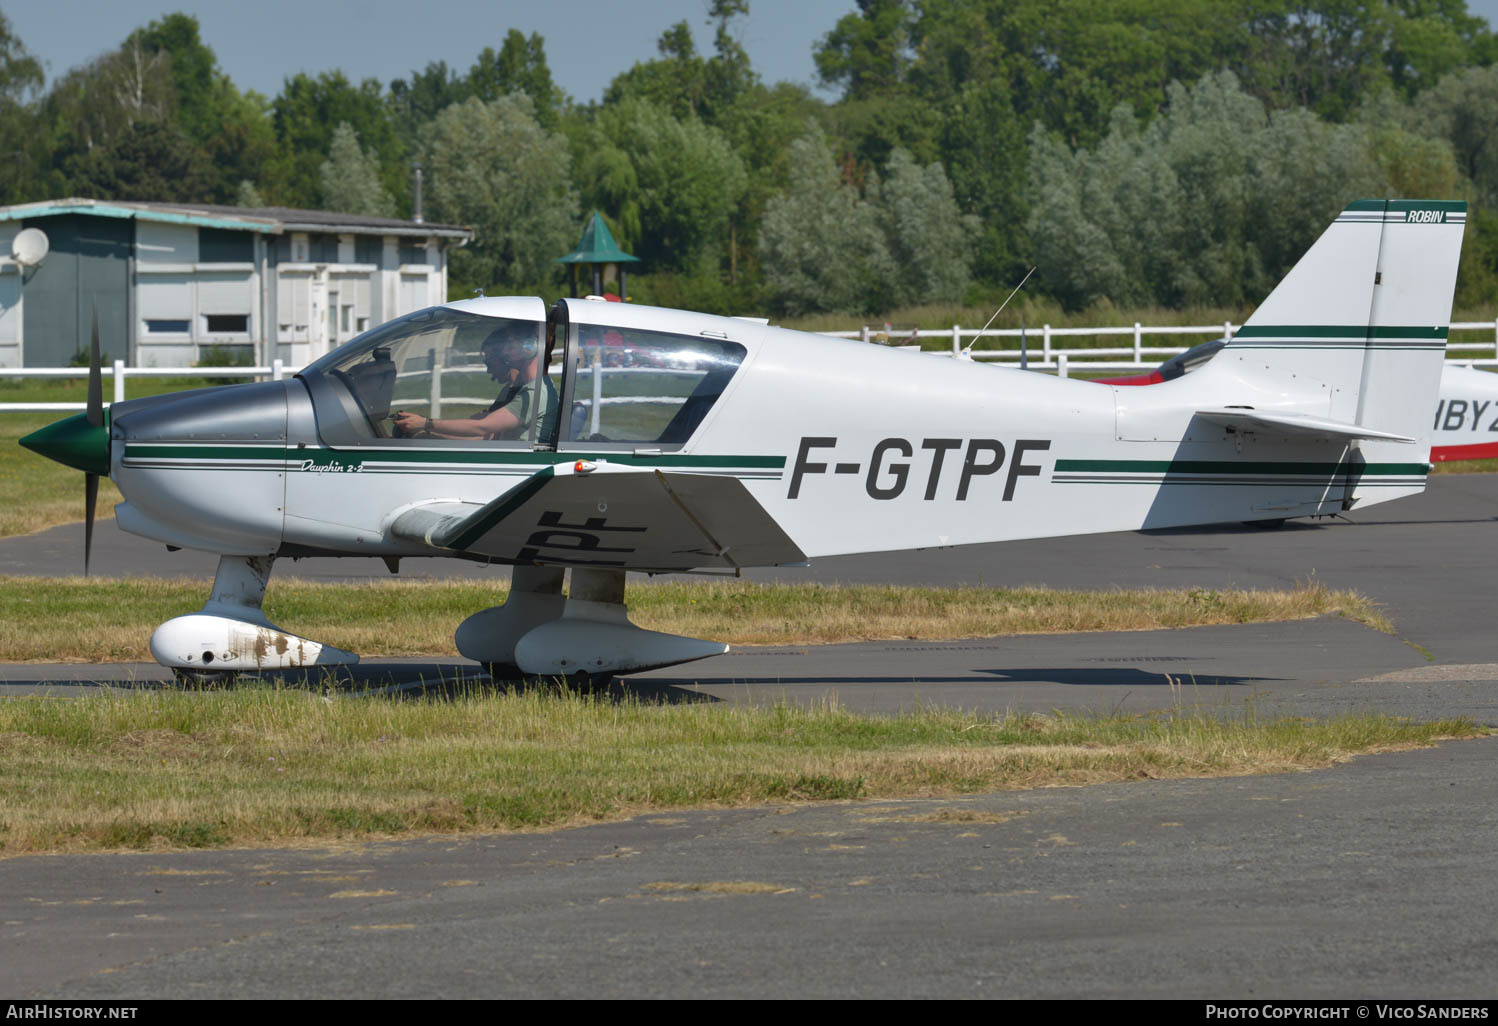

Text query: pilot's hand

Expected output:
[391,411,426,437]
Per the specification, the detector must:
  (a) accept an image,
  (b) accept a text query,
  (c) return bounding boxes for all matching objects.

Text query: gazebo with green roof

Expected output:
[557,211,640,300]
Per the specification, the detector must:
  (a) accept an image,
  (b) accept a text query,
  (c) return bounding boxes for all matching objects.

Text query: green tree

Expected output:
[389,60,467,149]
[40,34,177,160]
[880,148,979,306]
[604,8,757,127]
[67,119,217,202]
[815,0,916,101]
[319,122,394,216]
[269,71,401,209]
[423,94,578,293]
[1026,71,1387,310]
[575,98,747,274]
[235,179,265,207]
[712,80,827,286]
[468,30,564,128]
[1413,65,1498,206]
[0,10,44,203]
[758,123,894,314]
[936,77,1030,287]
[120,14,276,203]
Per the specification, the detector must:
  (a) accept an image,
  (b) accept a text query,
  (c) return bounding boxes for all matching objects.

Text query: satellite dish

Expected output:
[12,227,48,268]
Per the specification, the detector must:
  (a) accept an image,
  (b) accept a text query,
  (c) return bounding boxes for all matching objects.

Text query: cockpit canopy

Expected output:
[298,300,748,450]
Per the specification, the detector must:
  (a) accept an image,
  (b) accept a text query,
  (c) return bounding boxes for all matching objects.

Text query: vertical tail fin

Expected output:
[1222,200,1465,450]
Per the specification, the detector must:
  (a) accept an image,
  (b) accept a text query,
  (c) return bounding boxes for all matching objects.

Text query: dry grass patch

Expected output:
[0,575,1388,662]
[0,687,1482,855]
[642,881,792,894]
[1430,458,1498,475]
[853,809,1027,824]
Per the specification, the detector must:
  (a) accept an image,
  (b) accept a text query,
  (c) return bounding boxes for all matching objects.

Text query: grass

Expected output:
[0,375,239,539]
[0,576,1389,663]
[0,684,1481,855]
[0,412,125,538]
[1430,457,1498,474]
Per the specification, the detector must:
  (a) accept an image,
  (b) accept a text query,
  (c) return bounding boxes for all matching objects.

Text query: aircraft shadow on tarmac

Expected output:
[0,664,719,705]
[644,667,1283,689]
[1141,514,1498,536]
[975,667,1280,687]
[4,663,1279,697]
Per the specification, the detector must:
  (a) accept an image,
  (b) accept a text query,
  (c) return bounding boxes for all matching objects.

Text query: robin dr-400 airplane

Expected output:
[21,199,1466,680]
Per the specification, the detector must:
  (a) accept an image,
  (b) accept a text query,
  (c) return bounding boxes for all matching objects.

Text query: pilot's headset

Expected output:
[481,324,538,371]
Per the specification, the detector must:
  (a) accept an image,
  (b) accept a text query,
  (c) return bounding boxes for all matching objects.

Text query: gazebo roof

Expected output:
[556,211,640,265]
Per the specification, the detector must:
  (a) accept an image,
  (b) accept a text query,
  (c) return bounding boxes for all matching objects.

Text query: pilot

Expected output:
[393,323,557,441]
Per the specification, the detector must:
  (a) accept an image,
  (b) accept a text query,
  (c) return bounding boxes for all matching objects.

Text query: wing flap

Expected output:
[394,462,805,571]
[1193,408,1415,443]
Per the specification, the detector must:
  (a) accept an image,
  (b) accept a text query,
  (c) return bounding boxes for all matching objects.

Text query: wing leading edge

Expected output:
[390,461,805,572]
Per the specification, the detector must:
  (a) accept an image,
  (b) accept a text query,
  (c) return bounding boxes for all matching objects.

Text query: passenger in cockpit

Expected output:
[393,323,557,441]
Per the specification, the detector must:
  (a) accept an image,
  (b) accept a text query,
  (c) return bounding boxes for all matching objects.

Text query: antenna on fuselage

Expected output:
[963,266,1035,359]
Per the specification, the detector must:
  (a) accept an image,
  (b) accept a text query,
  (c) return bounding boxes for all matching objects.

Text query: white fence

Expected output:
[828,319,1498,368]
[7,319,1498,412]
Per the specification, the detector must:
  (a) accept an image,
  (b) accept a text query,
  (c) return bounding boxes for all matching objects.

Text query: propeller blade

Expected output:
[86,303,103,428]
[84,472,98,577]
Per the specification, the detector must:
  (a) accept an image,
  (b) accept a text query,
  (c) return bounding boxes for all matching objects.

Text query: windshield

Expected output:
[300,307,557,447]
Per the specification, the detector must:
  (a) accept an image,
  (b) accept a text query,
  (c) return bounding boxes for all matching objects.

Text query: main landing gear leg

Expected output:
[458,566,728,682]
[149,554,358,678]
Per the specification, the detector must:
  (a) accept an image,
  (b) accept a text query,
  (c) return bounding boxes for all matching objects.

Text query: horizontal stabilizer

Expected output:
[390,461,806,571]
[1193,408,1415,443]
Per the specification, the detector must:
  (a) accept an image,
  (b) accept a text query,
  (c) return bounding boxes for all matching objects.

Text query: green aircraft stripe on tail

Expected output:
[1342,199,1466,214]
[1231,325,1448,339]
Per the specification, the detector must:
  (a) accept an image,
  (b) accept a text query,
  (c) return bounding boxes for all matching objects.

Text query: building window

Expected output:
[204,314,249,333]
[310,233,339,263]
[199,228,253,263]
[355,235,382,265]
[399,243,430,266]
[145,319,191,333]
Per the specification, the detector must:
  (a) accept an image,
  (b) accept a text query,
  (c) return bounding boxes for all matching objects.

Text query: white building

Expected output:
[0,199,472,368]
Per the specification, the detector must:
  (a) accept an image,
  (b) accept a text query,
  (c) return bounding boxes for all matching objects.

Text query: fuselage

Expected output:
[99,296,1428,567]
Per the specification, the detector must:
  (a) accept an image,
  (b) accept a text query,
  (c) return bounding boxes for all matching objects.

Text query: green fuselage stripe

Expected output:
[1054,459,1428,476]
[123,444,785,470]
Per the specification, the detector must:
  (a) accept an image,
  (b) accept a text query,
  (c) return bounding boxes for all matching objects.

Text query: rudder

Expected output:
[1220,199,1465,454]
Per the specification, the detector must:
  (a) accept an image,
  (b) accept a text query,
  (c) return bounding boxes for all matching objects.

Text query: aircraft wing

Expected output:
[390,461,806,572]
[1193,408,1415,443]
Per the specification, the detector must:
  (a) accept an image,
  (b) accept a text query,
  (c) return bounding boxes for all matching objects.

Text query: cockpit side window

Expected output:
[300,307,553,447]
[566,323,746,447]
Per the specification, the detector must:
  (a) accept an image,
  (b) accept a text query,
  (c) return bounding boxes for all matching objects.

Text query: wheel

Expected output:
[560,670,615,691]
[1244,518,1290,529]
[483,662,523,683]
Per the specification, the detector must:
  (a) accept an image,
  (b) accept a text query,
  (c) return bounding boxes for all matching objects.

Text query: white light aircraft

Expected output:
[21,199,1466,681]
